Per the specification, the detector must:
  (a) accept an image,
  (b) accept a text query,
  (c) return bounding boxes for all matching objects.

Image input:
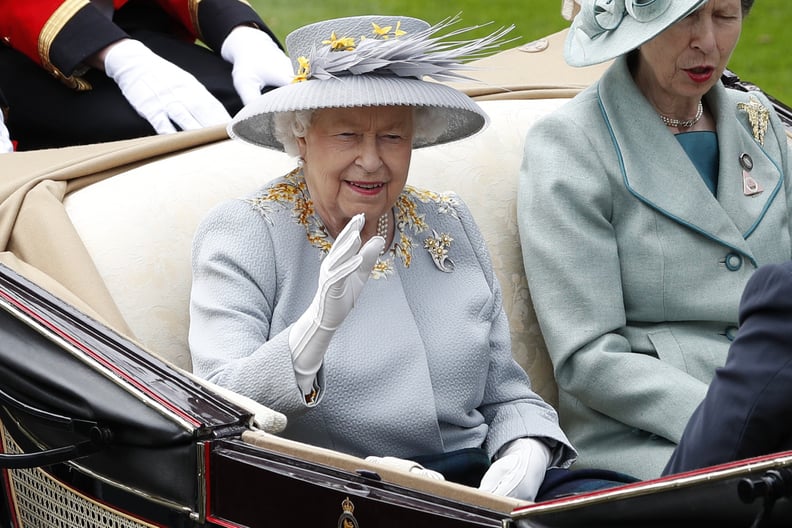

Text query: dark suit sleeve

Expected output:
[663,261,792,475]
[154,0,283,52]
[48,6,128,78]
[197,0,282,52]
[0,1,127,88]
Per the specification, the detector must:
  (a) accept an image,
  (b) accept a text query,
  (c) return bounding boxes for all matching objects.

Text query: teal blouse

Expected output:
[677,131,719,195]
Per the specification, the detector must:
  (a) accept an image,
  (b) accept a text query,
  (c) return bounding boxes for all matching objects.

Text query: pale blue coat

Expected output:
[518,56,792,479]
[190,172,574,465]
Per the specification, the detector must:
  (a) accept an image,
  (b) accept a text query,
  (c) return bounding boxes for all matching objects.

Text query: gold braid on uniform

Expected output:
[39,0,93,91]
[188,0,203,42]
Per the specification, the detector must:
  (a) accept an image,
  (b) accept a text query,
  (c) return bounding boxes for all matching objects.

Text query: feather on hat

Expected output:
[228,15,513,150]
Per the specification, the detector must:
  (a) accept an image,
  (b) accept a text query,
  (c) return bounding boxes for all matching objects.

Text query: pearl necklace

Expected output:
[660,101,703,129]
[376,212,389,254]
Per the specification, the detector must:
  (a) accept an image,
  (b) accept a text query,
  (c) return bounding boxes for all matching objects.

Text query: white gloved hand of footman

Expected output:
[0,111,12,153]
[104,39,231,134]
[479,437,551,501]
[221,25,293,105]
[289,213,384,396]
[365,456,445,481]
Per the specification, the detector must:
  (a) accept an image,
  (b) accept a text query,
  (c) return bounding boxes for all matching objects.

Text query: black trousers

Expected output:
[0,15,243,151]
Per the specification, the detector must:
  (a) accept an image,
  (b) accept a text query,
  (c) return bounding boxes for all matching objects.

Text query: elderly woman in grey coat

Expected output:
[519,0,791,480]
[189,15,578,501]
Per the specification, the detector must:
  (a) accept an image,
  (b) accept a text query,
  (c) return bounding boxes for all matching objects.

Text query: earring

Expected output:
[296,157,305,168]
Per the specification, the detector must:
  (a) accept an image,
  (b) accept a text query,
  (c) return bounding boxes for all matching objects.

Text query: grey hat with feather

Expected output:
[228,15,512,150]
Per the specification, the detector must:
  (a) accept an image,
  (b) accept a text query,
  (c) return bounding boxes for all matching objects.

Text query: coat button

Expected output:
[724,252,743,271]
[725,325,739,341]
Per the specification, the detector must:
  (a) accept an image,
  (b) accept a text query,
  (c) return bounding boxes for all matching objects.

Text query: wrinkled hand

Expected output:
[289,214,384,395]
[104,39,231,134]
[0,111,12,153]
[365,456,445,481]
[221,25,293,105]
[479,438,551,501]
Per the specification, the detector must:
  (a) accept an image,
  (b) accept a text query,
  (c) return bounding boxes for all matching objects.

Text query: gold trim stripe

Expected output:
[38,0,92,90]
[189,0,203,40]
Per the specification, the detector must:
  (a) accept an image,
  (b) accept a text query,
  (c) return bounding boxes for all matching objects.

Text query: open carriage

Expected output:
[1,11,792,528]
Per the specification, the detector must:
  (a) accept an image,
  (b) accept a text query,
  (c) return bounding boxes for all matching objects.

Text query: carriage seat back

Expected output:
[63,98,568,406]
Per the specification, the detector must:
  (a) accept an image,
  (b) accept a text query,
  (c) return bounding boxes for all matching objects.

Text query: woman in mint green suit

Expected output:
[518,0,791,479]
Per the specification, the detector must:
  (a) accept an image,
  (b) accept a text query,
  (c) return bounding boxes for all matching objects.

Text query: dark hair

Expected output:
[742,0,755,16]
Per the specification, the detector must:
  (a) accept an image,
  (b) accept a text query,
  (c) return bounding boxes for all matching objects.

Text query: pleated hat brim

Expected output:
[228,74,488,151]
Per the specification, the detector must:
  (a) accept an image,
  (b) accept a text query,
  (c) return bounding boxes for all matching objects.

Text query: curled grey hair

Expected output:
[273,107,449,156]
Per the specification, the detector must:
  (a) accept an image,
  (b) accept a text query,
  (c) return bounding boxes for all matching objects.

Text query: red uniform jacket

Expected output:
[0,0,271,89]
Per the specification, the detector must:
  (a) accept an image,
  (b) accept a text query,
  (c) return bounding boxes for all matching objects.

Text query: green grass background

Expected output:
[249,0,792,105]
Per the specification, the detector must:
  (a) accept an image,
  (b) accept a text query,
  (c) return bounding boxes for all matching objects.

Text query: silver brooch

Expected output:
[424,230,454,273]
[740,152,763,197]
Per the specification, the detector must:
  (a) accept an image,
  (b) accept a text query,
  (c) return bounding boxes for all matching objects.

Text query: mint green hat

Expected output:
[565,0,708,67]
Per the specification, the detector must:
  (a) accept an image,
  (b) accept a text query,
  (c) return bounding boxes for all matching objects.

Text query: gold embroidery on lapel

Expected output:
[737,95,769,146]
[246,172,461,280]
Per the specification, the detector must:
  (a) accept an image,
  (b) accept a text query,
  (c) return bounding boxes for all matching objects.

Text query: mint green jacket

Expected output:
[518,56,792,480]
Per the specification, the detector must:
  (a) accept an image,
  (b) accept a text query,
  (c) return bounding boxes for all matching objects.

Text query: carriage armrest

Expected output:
[183,371,287,433]
[240,429,527,513]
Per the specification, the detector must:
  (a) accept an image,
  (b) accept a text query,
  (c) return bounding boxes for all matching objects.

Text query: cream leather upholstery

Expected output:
[63,97,569,406]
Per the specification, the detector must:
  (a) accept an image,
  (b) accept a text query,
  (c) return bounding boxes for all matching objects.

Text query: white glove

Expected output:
[479,437,551,501]
[221,25,293,105]
[289,213,384,396]
[365,456,445,481]
[104,39,231,134]
[0,111,12,153]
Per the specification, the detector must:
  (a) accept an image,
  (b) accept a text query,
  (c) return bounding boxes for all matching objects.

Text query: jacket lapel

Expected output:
[711,85,783,239]
[597,58,782,263]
